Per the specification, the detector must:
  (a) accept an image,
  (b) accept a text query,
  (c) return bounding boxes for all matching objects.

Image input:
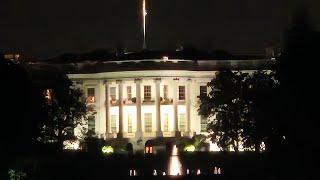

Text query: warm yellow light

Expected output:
[102,146,114,154]
[184,145,195,152]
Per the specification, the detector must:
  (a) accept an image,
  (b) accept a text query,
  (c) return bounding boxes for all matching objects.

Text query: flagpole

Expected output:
[142,0,147,49]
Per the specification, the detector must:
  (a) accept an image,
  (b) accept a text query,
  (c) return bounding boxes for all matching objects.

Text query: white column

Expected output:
[99,80,106,138]
[117,80,124,138]
[173,78,180,137]
[135,78,142,138]
[155,78,162,137]
[105,81,111,137]
[186,79,191,136]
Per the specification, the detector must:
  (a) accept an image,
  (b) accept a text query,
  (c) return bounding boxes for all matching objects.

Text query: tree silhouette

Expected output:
[35,71,88,150]
[242,70,281,152]
[198,70,249,151]
[278,7,320,179]
[0,56,39,179]
[199,69,280,152]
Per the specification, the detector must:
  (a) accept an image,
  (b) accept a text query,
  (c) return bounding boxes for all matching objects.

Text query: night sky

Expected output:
[0,0,319,59]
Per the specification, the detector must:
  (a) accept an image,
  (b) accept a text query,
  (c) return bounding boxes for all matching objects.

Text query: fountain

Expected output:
[168,145,182,176]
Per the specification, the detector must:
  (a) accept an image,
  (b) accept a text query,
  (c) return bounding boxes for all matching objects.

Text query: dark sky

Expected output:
[0,0,319,59]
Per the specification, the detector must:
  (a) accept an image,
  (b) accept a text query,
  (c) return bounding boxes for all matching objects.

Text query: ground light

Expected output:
[183,145,196,152]
[101,146,114,154]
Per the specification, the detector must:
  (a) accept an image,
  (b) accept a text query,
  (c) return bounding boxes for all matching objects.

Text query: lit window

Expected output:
[127,86,132,100]
[200,116,207,132]
[144,85,151,101]
[163,85,168,99]
[110,87,116,101]
[200,86,207,97]
[144,113,152,132]
[86,88,95,103]
[145,146,153,154]
[179,86,185,100]
[163,113,169,132]
[88,116,95,133]
[128,114,133,133]
[44,89,53,101]
[179,113,186,132]
[111,115,117,133]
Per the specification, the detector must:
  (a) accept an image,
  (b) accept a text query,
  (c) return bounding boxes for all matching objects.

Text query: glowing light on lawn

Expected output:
[214,167,218,174]
[218,168,221,174]
[260,141,266,152]
[168,145,182,176]
[184,145,195,152]
[196,169,201,175]
[101,146,114,154]
[63,140,80,150]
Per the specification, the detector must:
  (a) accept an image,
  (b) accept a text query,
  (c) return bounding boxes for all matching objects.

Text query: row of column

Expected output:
[105,78,191,138]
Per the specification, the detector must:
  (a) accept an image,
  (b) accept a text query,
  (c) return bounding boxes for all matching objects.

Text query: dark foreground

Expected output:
[7,151,282,180]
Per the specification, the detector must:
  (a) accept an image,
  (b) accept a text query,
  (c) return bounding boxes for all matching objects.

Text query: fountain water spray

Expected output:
[168,145,182,175]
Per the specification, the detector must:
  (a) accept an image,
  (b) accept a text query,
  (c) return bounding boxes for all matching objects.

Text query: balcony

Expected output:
[160,97,173,105]
[142,98,155,105]
[110,99,119,106]
[124,97,136,105]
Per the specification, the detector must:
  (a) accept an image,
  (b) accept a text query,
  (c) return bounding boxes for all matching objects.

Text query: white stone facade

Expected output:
[65,58,272,141]
[69,69,257,140]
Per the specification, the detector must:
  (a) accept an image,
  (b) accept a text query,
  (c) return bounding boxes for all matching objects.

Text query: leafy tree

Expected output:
[198,69,249,151]
[37,73,88,149]
[241,70,281,152]
[199,69,281,152]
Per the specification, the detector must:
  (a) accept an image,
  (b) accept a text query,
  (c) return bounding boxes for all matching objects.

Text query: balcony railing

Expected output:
[124,97,136,105]
[142,98,155,104]
[110,99,119,106]
[160,97,173,105]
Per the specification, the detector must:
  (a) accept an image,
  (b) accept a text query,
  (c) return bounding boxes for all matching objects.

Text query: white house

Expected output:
[30,51,273,150]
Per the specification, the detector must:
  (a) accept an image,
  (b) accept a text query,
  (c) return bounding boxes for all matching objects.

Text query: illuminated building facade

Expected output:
[62,54,272,146]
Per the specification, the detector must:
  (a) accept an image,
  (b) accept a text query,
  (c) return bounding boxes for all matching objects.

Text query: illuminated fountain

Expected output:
[168,145,182,176]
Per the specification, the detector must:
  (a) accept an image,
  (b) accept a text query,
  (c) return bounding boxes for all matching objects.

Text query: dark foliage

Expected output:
[277,8,320,179]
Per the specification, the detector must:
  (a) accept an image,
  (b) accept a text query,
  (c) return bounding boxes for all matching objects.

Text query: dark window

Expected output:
[200,86,207,97]
[144,85,151,101]
[179,86,185,100]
